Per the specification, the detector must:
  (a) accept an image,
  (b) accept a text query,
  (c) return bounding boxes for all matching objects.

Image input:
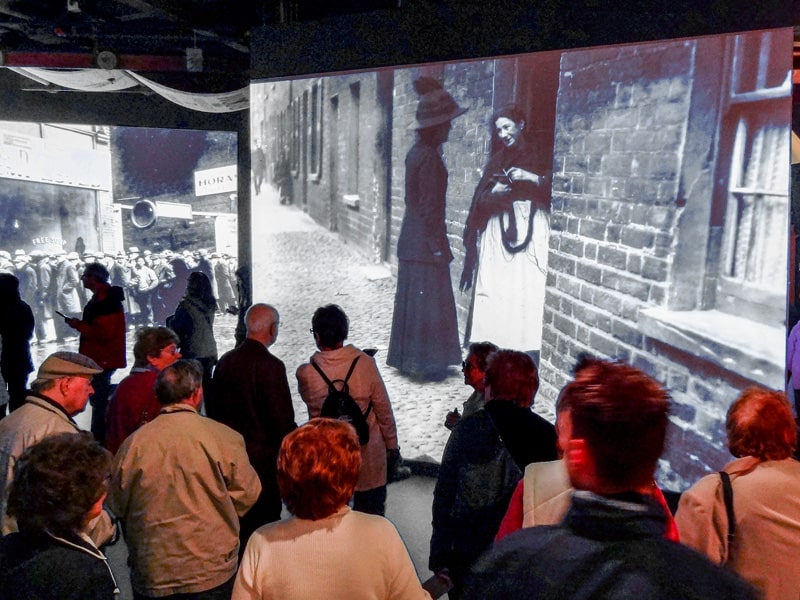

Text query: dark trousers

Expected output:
[133,576,235,600]
[353,485,387,516]
[89,369,115,445]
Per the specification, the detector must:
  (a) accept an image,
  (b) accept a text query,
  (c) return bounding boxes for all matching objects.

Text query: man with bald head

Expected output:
[211,303,296,547]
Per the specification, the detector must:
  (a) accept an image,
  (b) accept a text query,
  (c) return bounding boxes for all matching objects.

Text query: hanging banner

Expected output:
[7,67,248,113]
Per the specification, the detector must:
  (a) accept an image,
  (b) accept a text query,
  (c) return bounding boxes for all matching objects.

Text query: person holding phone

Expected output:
[64,263,126,445]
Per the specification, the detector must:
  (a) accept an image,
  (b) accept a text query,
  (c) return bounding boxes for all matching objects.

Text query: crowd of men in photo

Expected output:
[0,251,796,598]
[0,245,239,344]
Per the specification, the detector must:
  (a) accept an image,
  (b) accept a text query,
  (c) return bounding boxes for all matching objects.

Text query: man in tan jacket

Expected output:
[109,359,261,599]
[0,351,103,536]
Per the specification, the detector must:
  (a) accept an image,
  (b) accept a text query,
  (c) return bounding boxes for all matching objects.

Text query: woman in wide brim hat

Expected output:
[410,78,468,130]
[387,77,466,380]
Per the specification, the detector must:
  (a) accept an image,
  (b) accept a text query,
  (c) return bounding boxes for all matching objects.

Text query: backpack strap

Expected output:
[719,471,735,557]
[310,359,334,389]
[343,356,360,383]
[311,356,361,392]
[342,357,373,417]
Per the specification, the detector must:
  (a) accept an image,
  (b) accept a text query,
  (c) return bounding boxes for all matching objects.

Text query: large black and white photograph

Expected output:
[0,121,239,429]
[251,28,792,488]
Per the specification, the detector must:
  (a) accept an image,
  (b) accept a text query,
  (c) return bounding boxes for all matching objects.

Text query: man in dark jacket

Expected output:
[430,350,556,598]
[210,303,296,550]
[65,262,126,445]
[463,359,757,600]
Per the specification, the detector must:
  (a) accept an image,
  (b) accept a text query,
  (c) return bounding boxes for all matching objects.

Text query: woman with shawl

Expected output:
[460,105,551,358]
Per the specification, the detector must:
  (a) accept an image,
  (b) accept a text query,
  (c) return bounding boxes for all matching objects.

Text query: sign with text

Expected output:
[194,165,237,197]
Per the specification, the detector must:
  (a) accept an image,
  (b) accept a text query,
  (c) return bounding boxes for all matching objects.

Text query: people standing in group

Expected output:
[0,274,34,415]
[676,387,800,600]
[463,359,755,600]
[297,304,400,516]
[64,262,127,445]
[0,432,119,600]
[460,104,552,361]
[430,349,557,597]
[109,359,261,600]
[167,271,218,410]
[211,303,297,550]
[387,76,465,381]
[104,326,181,454]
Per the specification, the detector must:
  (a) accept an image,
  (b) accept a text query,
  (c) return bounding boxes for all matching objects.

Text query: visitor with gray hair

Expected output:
[109,359,260,599]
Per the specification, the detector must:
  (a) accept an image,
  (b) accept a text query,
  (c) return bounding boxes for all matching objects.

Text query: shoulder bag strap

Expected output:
[719,471,736,553]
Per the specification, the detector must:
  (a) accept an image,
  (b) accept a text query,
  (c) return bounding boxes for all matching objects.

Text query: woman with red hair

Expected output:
[677,387,800,599]
[232,419,429,600]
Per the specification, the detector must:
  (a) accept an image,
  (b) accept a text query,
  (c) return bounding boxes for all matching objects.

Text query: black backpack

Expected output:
[311,356,373,444]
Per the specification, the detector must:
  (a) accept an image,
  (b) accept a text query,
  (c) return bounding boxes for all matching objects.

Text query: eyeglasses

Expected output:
[462,360,478,371]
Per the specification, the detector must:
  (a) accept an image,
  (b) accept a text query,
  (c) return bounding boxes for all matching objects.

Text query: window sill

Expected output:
[638,307,784,388]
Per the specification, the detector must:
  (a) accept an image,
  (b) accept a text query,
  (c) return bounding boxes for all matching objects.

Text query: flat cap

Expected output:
[33,352,102,385]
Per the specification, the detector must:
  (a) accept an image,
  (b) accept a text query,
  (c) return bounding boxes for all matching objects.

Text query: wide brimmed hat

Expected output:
[410,77,467,130]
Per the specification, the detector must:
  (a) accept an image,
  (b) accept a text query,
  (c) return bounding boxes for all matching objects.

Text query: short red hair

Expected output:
[484,349,539,408]
[277,418,362,520]
[726,387,797,461]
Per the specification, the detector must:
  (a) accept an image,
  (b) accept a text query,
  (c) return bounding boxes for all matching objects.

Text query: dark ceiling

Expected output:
[0,0,399,90]
[0,0,794,96]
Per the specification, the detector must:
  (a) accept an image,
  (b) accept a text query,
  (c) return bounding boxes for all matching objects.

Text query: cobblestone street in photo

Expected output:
[32,184,556,465]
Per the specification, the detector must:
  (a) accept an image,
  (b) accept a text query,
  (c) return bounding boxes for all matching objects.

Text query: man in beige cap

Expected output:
[0,351,105,536]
